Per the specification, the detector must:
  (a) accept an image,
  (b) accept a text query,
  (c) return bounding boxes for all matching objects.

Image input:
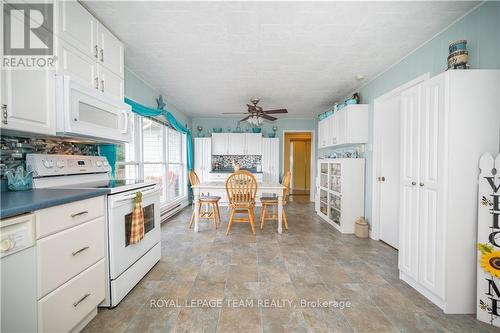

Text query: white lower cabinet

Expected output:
[315,158,365,233]
[38,260,105,333]
[398,70,500,314]
[35,196,106,332]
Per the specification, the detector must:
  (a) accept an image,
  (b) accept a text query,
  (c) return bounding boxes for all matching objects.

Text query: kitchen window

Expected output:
[116,114,187,207]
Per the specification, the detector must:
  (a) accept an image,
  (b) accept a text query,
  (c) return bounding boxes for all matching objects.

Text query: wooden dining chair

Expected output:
[225,170,258,235]
[260,171,291,230]
[188,171,221,229]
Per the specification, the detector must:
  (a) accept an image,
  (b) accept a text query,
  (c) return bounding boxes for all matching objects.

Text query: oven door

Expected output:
[56,75,131,143]
[107,185,161,279]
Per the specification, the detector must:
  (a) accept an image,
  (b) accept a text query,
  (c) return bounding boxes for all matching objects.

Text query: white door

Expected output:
[98,65,124,101]
[57,1,98,61]
[377,95,402,249]
[97,23,124,78]
[398,84,421,280]
[211,133,228,155]
[417,75,445,298]
[245,133,262,155]
[227,133,245,155]
[0,68,56,135]
[57,40,98,91]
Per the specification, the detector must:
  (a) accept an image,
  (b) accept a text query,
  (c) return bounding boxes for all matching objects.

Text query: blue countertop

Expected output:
[210,169,263,174]
[0,188,110,219]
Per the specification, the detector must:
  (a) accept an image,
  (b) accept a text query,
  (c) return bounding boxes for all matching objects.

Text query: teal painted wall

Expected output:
[125,68,192,129]
[192,117,317,180]
[330,1,500,224]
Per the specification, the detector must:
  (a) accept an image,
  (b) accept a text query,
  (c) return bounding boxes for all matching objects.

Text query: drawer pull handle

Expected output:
[72,246,89,256]
[73,293,91,307]
[71,211,88,218]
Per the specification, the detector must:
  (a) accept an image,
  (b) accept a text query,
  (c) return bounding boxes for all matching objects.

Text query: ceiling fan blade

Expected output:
[240,116,250,122]
[263,109,288,114]
[222,112,250,114]
[261,114,277,121]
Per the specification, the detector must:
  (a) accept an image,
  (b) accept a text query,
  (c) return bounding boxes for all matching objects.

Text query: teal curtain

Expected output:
[125,97,193,170]
[99,144,117,178]
[99,98,194,178]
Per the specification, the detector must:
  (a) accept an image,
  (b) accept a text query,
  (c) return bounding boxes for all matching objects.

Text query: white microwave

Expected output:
[55,75,132,143]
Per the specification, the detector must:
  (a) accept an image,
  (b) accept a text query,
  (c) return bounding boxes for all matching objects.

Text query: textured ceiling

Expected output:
[83,1,478,117]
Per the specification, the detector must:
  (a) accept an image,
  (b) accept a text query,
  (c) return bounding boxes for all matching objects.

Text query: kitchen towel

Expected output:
[129,192,145,244]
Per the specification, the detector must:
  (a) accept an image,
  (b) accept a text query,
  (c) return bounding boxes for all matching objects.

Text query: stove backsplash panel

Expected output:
[212,155,262,170]
[0,135,98,177]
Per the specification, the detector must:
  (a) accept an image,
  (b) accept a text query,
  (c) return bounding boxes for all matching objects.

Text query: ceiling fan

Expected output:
[222,98,288,125]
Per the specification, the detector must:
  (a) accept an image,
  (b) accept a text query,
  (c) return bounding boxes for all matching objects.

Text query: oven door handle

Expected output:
[113,186,160,204]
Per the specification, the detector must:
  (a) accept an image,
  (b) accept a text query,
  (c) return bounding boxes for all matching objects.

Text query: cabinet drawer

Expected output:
[38,260,105,333]
[37,217,105,298]
[35,196,105,238]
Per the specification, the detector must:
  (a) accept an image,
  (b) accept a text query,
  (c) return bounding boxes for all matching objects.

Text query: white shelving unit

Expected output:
[315,158,365,233]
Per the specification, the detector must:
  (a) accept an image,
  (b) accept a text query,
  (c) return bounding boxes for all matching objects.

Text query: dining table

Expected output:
[191,181,286,234]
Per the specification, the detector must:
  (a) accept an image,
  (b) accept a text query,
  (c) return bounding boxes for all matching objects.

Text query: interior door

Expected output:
[398,84,421,280]
[418,75,445,298]
[377,95,402,249]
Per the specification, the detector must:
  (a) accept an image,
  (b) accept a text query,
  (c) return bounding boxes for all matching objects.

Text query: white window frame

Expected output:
[116,114,188,209]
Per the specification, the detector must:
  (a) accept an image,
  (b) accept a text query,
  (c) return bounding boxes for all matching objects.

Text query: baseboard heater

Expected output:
[160,202,185,222]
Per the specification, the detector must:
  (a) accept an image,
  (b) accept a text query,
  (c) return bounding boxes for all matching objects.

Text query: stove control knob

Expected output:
[96,160,103,167]
[42,160,52,168]
[56,160,65,169]
[103,160,109,166]
[0,238,14,252]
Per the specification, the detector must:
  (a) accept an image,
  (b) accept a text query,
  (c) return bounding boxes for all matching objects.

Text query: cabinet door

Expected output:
[245,133,262,155]
[0,69,56,135]
[57,41,98,91]
[58,1,98,61]
[328,114,336,146]
[97,24,124,78]
[212,133,228,155]
[336,109,346,145]
[227,134,246,155]
[398,84,421,280]
[202,138,212,181]
[98,65,124,101]
[417,75,445,298]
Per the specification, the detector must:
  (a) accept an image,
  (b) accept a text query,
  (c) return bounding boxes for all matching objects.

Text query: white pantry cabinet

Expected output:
[194,138,212,182]
[398,70,500,314]
[262,138,279,182]
[315,158,365,233]
[318,104,368,148]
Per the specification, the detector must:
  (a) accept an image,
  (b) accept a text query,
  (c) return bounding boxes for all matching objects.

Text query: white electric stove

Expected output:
[26,154,161,307]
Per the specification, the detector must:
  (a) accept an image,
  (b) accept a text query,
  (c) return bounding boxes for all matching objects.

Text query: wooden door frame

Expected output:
[282,130,315,202]
[371,73,430,241]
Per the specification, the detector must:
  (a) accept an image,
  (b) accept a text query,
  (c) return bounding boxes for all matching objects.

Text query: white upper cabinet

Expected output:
[227,133,246,155]
[212,133,228,155]
[1,68,56,136]
[245,133,262,155]
[57,1,98,61]
[318,104,368,148]
[97,24,124,78]
[56,1,124,98]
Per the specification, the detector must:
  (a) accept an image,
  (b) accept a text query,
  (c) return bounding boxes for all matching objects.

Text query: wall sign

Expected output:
[477,153,500,327]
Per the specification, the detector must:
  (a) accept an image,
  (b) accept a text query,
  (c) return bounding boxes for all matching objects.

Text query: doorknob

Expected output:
[419,182,424,187]
[411,181,416,186]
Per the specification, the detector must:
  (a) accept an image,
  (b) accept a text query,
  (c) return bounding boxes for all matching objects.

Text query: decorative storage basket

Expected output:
[354,217,369,238]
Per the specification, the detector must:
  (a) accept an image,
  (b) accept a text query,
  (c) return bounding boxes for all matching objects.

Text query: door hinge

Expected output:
[1,104,7,125]
[101,79,105,92]
[95,77,99,89]
[94,45,99,59]
[100,49,104,62]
